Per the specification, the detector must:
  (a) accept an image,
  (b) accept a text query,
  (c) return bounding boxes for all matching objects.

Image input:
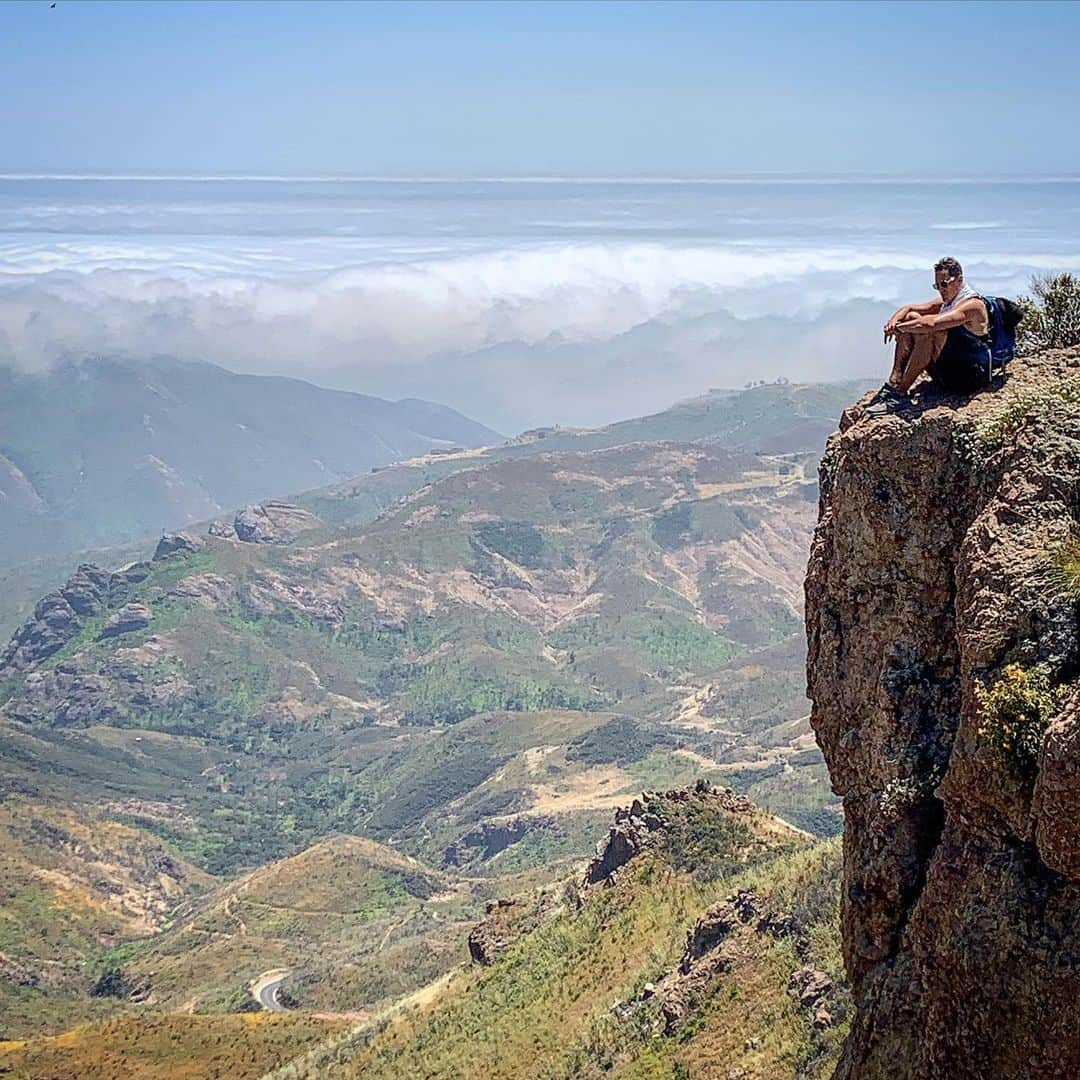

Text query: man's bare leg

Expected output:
[887,332,917,387]
[894,331,946,393]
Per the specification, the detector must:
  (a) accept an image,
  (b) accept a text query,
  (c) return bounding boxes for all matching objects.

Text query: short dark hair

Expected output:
[934,256,963,280]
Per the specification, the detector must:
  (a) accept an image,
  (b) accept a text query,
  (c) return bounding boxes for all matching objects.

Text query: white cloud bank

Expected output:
[0,237,1068,431]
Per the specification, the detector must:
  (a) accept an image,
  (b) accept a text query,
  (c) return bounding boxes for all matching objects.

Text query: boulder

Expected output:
[787,966,834,1009]
[681,890,758,971]
[153,532,206,560]
[99,603,152,640]
[207,519,238,540]
[233,501,323,544]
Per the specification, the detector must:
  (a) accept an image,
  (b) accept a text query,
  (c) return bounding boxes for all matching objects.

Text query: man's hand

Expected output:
[884,307,910,343]
[896,313,932,334]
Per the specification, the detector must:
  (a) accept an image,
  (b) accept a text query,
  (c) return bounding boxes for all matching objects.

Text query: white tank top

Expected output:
[940,283,979,313]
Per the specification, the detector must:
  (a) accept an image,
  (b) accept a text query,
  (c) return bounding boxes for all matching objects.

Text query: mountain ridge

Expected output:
[0,354,502,570]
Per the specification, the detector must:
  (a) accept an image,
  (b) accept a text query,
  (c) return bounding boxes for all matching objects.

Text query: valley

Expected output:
[0,377,860,1077]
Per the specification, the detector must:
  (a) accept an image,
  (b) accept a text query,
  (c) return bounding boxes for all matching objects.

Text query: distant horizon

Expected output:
[4,172,1080,184]
[1,347,870,425]
[2,176,1075,432]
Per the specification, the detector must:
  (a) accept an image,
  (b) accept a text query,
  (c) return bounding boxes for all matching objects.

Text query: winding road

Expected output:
[251,969,290,1012]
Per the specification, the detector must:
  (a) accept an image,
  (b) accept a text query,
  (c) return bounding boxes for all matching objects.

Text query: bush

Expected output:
[474,522,545,569]
[566,716,666,766]
[90,966,140,998]
[976,663,1068,783]
[1050,535,1080,598]
[1017,273,1080,356]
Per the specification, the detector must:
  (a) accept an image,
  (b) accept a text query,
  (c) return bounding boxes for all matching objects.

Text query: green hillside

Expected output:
[266,788,848,1080]
[0,378,854,1048]
[112,834,484,1017]
[300,379,864,530]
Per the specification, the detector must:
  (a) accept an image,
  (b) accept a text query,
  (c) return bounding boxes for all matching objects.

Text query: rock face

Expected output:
[0,564,111,671]
[232,501,323,544]
[467,888,570,967]
[445,815,551,867]
[99,603,153,640]
[806,350,1080,1080]
[153,532,206,560]
[468,898,521,966]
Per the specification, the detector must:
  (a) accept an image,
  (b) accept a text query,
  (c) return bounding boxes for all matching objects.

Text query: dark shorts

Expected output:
[928,336,991,395]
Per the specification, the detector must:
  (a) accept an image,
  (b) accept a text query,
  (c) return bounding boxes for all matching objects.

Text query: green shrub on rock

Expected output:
[1017,272,1080,356]
[976,663,1068,784]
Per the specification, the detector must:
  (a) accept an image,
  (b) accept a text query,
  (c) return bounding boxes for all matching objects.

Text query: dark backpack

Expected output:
[982,295,1024,374]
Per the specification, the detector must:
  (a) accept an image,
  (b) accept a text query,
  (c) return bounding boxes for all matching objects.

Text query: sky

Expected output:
[3,0,1080,177]
[2,2,1080,433]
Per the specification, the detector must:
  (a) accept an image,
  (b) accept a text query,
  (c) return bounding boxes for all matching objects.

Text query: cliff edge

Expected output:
[806,349,1080,1080]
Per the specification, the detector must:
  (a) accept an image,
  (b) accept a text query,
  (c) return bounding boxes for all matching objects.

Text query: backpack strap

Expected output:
[981,295,996,383]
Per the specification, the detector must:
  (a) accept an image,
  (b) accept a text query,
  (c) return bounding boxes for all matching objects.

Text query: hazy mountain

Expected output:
[0,356,502,569]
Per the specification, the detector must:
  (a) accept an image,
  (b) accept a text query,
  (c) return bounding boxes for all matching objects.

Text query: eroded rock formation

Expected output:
[806,349,1080,1079]
[225,501,323,544]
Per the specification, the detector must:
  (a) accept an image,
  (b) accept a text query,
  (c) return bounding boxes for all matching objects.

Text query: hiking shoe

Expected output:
[863,384,911,417]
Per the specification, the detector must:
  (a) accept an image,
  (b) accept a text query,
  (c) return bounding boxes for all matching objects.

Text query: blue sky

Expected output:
[2,0,1079,176]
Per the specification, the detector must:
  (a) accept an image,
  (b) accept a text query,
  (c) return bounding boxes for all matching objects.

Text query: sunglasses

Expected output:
[933,278,955,291]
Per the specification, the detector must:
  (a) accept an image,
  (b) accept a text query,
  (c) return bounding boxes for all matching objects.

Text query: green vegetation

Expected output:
[654,794,755,878]
[958,371,1080,454]
[475,522,547,569]
[0,376,848,1060]
[1017,272,1080,355]
[567,716,668,767]
[551,609,739,679]
[1050,534,1080,599]
[268,820,845,1080]
[976,663,1069,783]
[652,504,693,550]
[392,648,595,725]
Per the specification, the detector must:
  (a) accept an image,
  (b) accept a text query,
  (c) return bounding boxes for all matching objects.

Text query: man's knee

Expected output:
[913,332,941,356]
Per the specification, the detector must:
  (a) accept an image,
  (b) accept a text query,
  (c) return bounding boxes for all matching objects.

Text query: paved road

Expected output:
[252,969,289,1012]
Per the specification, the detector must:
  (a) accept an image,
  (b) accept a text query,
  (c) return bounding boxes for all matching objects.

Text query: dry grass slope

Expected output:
[0,1013,346,1080]
[267,793,847,1080]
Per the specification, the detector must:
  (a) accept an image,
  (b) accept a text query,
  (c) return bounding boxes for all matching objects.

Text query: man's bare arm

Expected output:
[895,298,982,334]
[884,298,943,340]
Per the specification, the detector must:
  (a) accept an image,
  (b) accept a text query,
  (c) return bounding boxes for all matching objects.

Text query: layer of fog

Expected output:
[0,239,1066,432]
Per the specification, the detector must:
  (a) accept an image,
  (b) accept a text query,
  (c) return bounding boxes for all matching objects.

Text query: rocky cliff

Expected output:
[806,349,1080,1079]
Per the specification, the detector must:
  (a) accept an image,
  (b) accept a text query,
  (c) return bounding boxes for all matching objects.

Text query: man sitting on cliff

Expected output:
[866,256,991,415]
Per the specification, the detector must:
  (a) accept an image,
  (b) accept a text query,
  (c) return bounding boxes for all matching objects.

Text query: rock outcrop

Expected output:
[467,897,521,965]
[584,787,754,885]
[230,501,323,544]
[467,888,570,967]
[153,532,206,560]
[0,564,112,671]
[99,603,153,640]
[445,815,554,867]
[806,350,1080,1079]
